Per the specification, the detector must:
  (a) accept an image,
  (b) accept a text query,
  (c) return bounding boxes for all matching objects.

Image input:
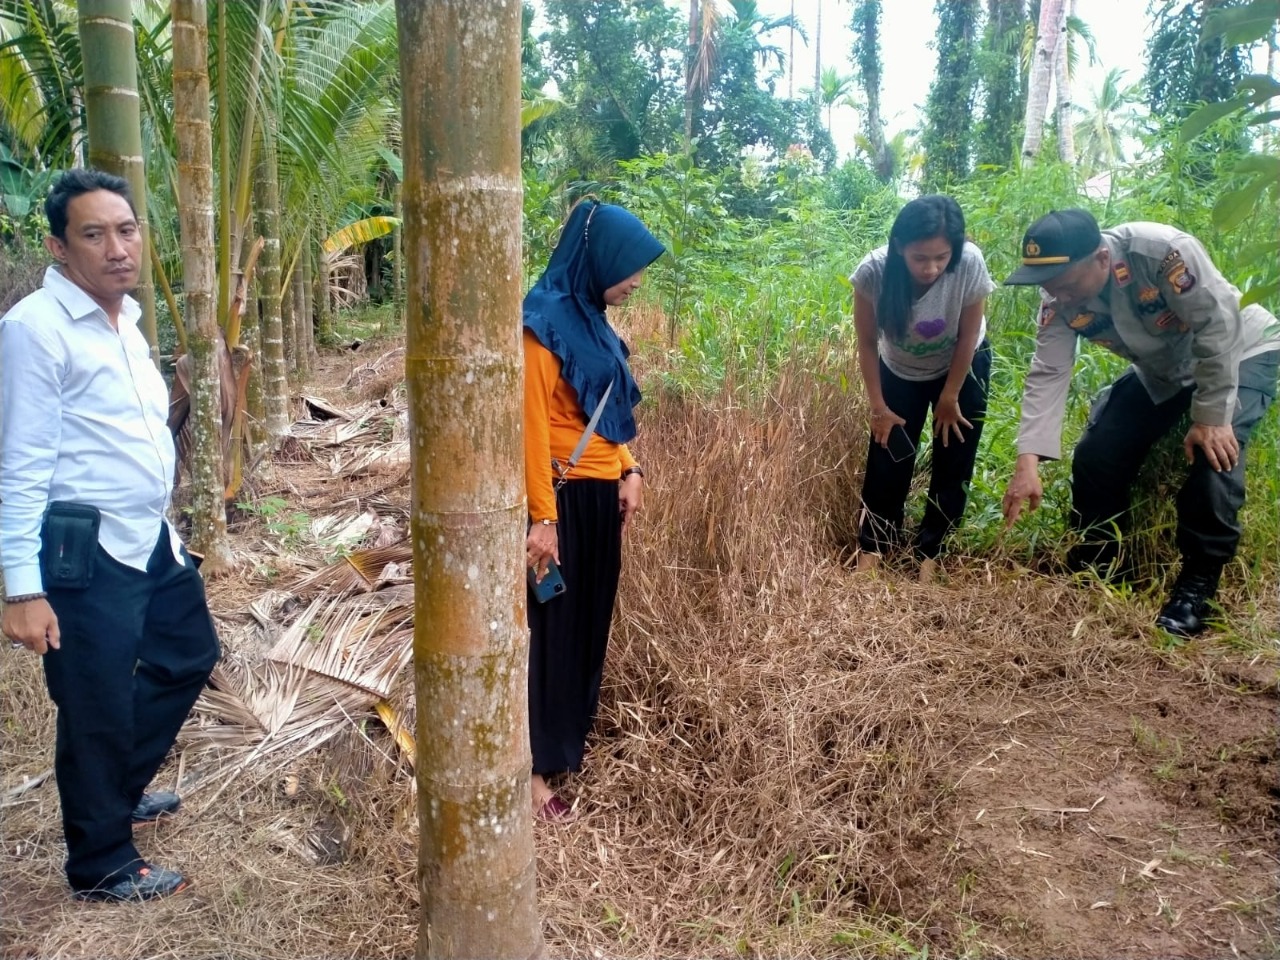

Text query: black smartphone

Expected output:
[886,424,917,463]
[527,559,566,603]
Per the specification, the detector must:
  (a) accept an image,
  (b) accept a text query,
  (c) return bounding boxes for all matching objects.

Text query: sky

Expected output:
[758,0,1154,159]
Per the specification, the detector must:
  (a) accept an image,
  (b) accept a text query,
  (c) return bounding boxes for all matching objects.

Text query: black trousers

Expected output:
[1070,349,1279,573]
[527,479,621,777]
[858,341,992,559]
[42,529,219,892]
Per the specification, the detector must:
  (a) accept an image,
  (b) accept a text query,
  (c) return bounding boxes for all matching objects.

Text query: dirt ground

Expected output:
[1,340,1277,959]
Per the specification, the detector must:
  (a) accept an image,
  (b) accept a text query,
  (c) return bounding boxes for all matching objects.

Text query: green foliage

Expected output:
[1145,0,1251,122]
[973,0,1027,171]
[920,0,983,190]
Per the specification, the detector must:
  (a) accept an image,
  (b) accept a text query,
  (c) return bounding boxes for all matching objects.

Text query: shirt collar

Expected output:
[42,265,142,329]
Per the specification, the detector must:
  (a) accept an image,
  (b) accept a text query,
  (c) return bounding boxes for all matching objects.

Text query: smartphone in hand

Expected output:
[527,559,566,603]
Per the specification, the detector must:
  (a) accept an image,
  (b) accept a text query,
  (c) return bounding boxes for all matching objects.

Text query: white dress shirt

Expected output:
[0,266,182,596]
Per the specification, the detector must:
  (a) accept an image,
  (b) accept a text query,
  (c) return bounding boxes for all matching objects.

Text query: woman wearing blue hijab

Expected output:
[523,199,664,822]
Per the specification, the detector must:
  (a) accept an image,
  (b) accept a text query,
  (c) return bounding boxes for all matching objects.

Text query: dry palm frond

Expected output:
[309,509,377,547]
[344,347,406,390]
[265,588,414,700]
[374,699,416,769]
[291,543,413,595]
[340,440,410,477]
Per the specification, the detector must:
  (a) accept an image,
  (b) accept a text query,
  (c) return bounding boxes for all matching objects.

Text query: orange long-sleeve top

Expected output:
[524,328,637,523]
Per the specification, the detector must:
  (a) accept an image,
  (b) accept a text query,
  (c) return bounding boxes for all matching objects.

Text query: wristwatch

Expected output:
[621,465,644,480]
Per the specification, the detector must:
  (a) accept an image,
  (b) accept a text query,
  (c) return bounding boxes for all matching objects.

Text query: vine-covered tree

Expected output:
[1145,0,1249,119]
[850,0,892,181]
[974,0,1026,168]
[921,0,983,189]
[541,0,684,170]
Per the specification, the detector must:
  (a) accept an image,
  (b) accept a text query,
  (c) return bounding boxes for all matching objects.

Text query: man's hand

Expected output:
[1002,453,1043,528]
[2,597,60,655]
[619,473,643,533]
[1184,422,1239,472]
[525,522,559,583]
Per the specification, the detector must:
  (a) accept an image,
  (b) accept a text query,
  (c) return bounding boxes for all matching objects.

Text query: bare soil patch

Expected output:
[2,338,1276,959]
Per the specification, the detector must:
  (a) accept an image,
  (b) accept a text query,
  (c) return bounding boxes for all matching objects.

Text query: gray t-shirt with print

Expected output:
[851,240,996,381]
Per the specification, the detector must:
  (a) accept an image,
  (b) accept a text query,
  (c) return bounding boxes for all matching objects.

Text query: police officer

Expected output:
[1000,208,1279,636]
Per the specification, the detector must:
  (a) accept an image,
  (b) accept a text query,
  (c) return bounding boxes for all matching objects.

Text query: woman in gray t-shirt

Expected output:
[851,195,996,581]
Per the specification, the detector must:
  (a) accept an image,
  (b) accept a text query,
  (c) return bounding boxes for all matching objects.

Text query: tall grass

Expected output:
[531,147,1279,632]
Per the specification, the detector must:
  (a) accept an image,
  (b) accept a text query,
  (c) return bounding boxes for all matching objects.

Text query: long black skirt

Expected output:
[528,478,622,776]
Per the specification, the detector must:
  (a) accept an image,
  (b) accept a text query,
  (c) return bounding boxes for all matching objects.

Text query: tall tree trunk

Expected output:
[813,0,822,102]
[216,0,234,345]
[921,0,981,190]
[395,0,541,957]
[254,121,290,441]
[391,180,403,313]
[300,238,315,369]
[316,244,334,345]
[852,0,891,180]
[173,0,230,568]
[291,261,307,379]
[78,0,160,361]
[976,0,1025,168]
[788,0,796,100]
[281,269,298,381]
[244,279,265,459]
[1020,0,1064,162]
[683,0,698,151]
[1055,0,1076,163]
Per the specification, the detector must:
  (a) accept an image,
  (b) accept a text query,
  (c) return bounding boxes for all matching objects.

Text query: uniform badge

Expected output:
[1160,249,1182,273]
[1166,262,1197,294]
[1154,310,1178,328]
[1138,286,1160,304]
[1112,261,1132,286]
[1068,311,1095,331]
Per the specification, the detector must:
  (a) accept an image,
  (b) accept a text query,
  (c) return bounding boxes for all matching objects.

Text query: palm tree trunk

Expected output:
[395,0,542,956]
[78,0,160,362]
[391,180,403,314]
[788,0,795,100]
[683,0,699,152]
[173,0,230,568]
[254,122,290,441]
[281,268,298,380]
[315,244,334,345]
[1020,0,1063,163]
[300,238,315,370]
[1055,0,1076,163]
[813,0,822,102]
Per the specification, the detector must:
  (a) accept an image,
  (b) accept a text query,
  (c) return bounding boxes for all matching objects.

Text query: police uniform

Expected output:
[1015,220,1279,602]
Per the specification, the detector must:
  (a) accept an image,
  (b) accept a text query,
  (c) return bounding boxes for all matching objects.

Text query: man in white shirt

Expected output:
[0,170,220,902]
[1001,209,1279,637]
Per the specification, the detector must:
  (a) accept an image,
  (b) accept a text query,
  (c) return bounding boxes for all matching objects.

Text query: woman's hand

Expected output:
[619,473,643,533]
[870,406,907,447]
[525,522,559,582]
[932,393,973,448]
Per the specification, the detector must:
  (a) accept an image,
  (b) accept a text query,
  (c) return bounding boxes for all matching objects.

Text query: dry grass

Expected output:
[2,334,1277,960]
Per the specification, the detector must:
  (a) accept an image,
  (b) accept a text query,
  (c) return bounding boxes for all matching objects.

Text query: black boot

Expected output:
[1155,566,1221,637]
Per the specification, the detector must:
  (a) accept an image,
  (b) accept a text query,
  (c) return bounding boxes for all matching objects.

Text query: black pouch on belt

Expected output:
[39,501,101,590]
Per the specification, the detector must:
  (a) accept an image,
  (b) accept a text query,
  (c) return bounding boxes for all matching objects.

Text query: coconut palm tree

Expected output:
[1074,67,1142,174]
[173,0,229,567]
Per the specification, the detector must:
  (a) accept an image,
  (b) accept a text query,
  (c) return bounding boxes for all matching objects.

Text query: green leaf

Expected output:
[1236,74,1280,105]
[1234,154,1280,179]
[1203,2,1279,46]
[322,215,401,254]
[1241,282,1278,309]
[1211,182,1265,233]
[375,146,402,180]
[1179,97,1250,142]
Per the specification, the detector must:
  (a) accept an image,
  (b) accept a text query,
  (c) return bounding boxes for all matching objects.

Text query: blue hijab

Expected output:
[523,200,665,444]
